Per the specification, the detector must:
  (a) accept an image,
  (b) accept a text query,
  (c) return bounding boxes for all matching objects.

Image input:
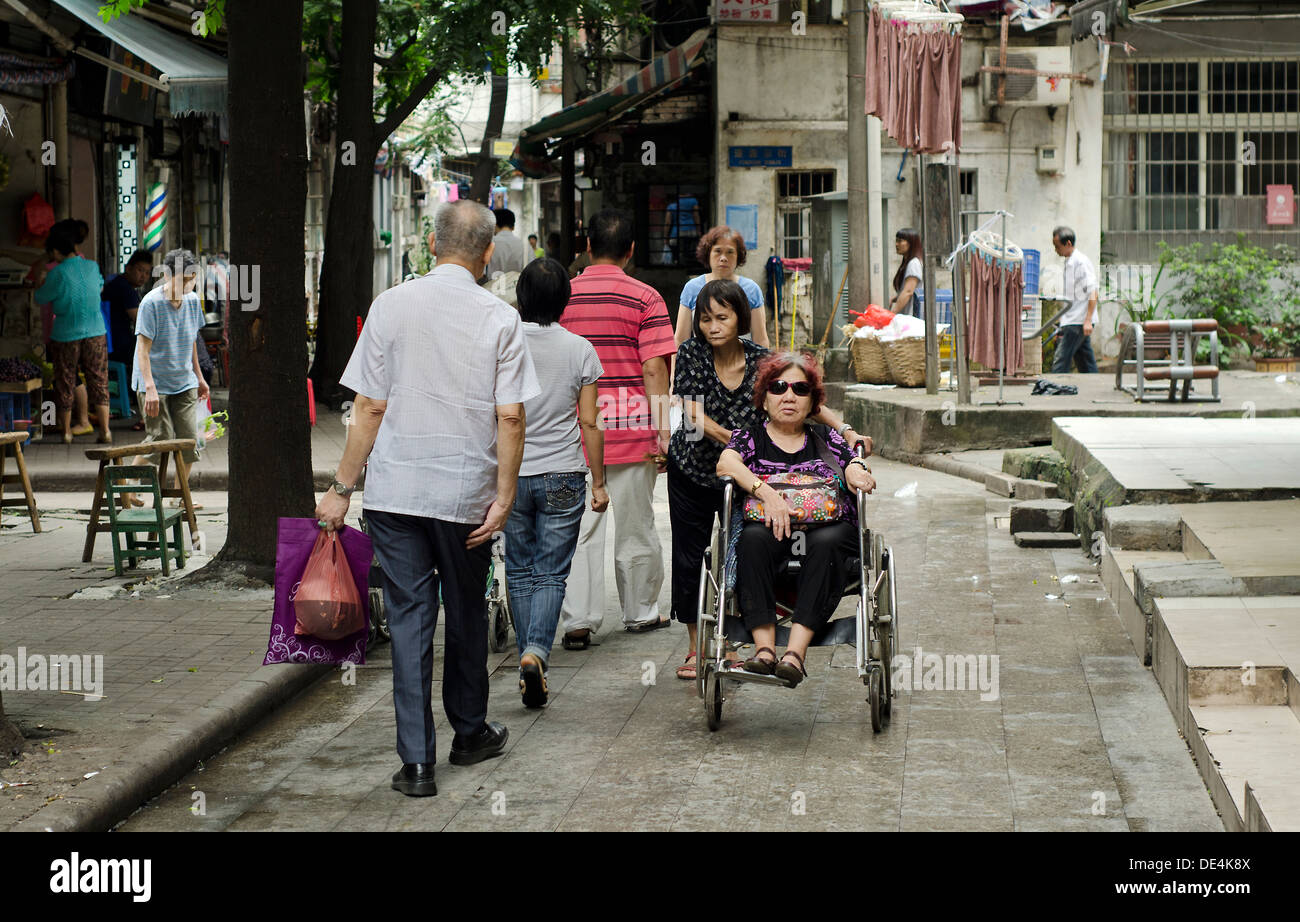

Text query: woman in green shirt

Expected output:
[33,226,110,444]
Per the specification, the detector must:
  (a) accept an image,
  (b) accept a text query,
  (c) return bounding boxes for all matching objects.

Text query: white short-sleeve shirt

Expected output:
[1059,250,1098,326]
[341,263,541,523]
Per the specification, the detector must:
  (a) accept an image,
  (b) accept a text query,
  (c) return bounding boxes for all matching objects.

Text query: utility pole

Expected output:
[560,27,578,265]
[847,0,868,320]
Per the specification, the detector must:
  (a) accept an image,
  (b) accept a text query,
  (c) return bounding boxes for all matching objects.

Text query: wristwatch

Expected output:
[750,479,765,496]
[329,478,356,497]
[835,422,853,437]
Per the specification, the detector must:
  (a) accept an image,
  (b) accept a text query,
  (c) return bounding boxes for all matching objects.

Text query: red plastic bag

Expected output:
[293,529,365,640]
[21,193,55,246]
[849,304,895,329]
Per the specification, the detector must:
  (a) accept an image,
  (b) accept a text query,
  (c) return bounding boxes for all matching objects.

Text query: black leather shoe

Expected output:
[449,722,509,766]
[391,762,437,796]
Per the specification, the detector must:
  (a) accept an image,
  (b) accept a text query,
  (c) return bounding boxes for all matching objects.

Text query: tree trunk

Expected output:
[309,0,379,407]
[213,0,312,577]
[468,74,509,203]
[0,690,22,758]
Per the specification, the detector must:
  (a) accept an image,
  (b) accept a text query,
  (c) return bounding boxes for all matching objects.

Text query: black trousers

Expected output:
[667,459,725,625]
[735,521,858,633]
[364,509,491,764]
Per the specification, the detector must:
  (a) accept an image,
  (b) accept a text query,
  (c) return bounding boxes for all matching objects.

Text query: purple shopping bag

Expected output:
[265,517,371,665]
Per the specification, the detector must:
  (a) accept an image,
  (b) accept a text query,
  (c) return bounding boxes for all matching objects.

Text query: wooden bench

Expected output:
[1115,318,1221,403]
[82,438,198,563]
[0,431,40,533]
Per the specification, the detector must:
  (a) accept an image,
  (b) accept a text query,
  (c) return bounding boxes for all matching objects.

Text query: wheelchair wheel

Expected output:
[870,533,893,711]
[487,580,511,653]
[704,666,723,731]
[868,664,883,733]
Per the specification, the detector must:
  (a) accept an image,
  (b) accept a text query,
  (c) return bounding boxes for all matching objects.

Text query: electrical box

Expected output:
[1036,145,1062,174]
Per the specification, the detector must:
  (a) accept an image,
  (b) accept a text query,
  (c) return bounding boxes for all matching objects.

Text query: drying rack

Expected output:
[956,209,1023,407]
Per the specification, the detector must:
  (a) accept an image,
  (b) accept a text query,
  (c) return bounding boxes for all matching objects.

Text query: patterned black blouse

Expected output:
[669,336,768,488]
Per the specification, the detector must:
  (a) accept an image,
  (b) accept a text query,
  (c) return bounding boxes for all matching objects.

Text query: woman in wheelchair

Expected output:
[715,353,876,687]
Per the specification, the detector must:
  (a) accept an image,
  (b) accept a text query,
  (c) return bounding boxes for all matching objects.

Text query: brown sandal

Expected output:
[775,649,808,687]
[743,646,778,675]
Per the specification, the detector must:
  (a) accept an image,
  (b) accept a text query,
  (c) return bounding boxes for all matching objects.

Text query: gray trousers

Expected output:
[364,509,491,764]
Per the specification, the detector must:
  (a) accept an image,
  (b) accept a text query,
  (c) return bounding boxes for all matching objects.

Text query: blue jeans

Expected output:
[503,471,587,668]
[1052,324,1099,373]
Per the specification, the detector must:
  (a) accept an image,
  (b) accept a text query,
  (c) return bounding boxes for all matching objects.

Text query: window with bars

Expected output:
[639,183,709,267]
[1103,58,1300,263]
[776,170,836,259]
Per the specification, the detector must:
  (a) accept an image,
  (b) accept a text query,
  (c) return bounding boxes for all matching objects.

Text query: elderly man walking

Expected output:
[1050,225,1099,374]
[557,209,677,647]
[316,200,539,797]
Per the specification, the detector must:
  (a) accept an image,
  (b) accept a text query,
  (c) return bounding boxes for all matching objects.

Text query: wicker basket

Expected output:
[850,334,890,383]
[884,336,927,387]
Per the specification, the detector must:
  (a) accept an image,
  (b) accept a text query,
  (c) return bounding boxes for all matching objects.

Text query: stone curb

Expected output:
[9,664,332,832]
[877,447,991,485]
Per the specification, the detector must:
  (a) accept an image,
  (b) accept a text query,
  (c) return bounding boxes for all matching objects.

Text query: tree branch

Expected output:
[373,66,445,144]
[375,35,417,71]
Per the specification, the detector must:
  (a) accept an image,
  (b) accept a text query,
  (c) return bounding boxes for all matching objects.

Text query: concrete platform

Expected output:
[1186,706,1300,832]
[1052,417,1300,541]
[841,370,1300,456]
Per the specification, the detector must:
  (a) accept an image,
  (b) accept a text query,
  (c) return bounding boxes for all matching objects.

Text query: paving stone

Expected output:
[1010,499,1075,534]
[1014,479,1058,499]
[1103,504,1184,552]
[1014,532,1083,549]
[985,471,1018,497]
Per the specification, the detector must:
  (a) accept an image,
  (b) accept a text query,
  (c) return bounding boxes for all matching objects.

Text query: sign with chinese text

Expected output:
[728,146,792,168]
[718,0,779,22]
[1266,184,1295,226]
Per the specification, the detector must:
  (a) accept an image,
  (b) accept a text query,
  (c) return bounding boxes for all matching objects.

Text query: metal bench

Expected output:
[1115,318,1220,403]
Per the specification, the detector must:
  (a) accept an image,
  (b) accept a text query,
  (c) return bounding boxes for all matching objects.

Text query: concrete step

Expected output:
[1009,498,1074,534]
[1178,501,1300,596]
[1103,505,1184,552]
[1012,531,1081,549]
[1100,547,1187,664]
[1152,597,1295,733]
[1186,705,1300,832]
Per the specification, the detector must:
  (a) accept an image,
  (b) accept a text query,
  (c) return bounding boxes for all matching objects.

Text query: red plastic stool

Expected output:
[307,377,317,427]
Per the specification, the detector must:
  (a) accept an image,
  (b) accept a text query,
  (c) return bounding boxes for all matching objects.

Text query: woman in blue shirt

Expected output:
[33,225,110,444]
[674,225,770,348]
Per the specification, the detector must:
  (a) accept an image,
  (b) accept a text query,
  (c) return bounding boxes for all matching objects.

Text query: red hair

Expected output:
[753,352,826,417]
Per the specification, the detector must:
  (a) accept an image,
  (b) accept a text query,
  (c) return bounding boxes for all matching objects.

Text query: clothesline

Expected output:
[943,212,1006,268]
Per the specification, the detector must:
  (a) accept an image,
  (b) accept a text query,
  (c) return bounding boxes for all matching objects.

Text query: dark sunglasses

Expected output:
[767,379,812,397]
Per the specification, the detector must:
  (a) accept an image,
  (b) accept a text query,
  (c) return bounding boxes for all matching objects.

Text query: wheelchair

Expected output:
[695,445,898,732]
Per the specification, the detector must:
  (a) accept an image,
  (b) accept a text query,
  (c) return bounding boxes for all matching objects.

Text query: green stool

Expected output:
[103,465,188,576]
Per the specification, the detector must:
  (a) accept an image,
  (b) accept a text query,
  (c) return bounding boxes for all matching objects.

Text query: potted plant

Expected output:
[1254,309,1300,373]
[1159,236,1297,354]
[1110,260,1171,359]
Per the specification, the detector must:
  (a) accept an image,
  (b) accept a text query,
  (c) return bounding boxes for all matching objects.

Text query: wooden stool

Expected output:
[83,438,197,563]
[0,431,41,533]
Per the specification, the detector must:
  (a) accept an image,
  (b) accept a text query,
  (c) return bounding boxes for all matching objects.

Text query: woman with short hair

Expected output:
[716,352,876,687]
[504,257,609,708]
[674,225,769,348]
[33,225,110,444]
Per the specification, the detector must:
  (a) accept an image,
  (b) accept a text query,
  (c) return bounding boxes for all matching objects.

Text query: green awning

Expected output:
[52,0,228,115]
[511,28,710,178]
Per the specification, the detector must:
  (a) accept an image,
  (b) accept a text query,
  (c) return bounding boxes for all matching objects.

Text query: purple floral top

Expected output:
[725,422,858,527]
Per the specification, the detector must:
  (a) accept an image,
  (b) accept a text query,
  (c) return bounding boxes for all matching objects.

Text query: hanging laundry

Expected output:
[865,3,963,155]
[966,249,1024,374]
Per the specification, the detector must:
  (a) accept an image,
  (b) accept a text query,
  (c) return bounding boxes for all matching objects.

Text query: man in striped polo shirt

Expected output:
[559,209,677,644]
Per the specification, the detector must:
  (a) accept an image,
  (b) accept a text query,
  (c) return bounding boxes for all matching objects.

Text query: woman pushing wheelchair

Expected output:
[715,352,877,686]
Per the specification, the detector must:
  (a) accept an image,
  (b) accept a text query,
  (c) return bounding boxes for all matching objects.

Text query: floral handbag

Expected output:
[742,428,846,529]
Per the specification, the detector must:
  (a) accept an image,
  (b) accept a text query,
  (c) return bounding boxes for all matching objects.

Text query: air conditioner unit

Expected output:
[981,47,1072,108]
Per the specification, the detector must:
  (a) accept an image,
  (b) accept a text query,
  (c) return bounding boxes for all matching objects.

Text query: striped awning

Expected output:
[511,28,710,177]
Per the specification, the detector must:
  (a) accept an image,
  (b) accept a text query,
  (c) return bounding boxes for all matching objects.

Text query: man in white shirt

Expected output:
[1050,225,1099,374]
[316,200,540,797]
[486,208,530,279]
